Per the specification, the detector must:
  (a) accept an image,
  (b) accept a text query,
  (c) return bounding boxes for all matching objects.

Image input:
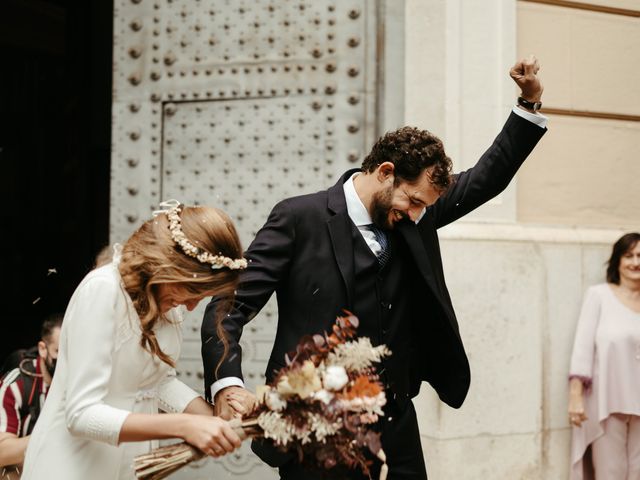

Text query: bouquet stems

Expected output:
[133,418,251,480]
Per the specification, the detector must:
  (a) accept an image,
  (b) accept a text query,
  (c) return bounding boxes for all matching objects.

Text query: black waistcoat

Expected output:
[350,225,417,408]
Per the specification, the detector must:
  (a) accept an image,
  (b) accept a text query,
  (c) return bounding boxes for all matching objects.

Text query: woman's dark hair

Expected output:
[606,232,640,284]
[361,126,452,191]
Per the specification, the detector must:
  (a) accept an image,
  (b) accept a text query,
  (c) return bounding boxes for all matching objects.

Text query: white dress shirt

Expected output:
[343,172,384,255]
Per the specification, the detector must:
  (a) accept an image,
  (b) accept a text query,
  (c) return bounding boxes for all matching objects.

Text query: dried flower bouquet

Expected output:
[134,313,390,479]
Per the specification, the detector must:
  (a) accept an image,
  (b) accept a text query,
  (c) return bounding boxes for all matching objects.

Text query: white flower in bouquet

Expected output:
[307,413,342,443]
[339,391,387,417]
[265,390,287,412]
[322,365,349,391]
[312,389,334,405]
[277,360,322,399]
[257,411,295,445]
[327,338,391,372]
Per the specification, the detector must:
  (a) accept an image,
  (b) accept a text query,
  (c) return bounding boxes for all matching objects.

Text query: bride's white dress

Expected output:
[22,253,200,480]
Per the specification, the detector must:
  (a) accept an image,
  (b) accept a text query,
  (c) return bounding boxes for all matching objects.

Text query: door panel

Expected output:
[111,1,377,477]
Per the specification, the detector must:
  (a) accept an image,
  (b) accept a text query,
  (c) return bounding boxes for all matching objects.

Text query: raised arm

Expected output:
[428,55,546,228]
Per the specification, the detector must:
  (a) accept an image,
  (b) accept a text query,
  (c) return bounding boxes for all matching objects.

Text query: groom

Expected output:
[201,56,547,479]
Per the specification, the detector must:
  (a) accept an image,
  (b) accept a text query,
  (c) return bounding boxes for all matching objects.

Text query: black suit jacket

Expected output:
[202,111,545,409]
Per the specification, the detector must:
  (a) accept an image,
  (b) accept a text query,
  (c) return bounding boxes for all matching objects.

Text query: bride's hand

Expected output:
[181,415,242,457]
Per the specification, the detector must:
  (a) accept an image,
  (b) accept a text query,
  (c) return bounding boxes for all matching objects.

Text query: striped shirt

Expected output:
[0,358,48,437]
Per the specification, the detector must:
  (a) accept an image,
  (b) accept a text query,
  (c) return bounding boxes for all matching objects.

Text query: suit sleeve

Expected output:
[426,111,546,229]
[201,199,296,400]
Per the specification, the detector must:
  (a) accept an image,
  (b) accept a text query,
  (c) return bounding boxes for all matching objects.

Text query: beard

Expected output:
[371,186,395,230]
[45,353,57,377]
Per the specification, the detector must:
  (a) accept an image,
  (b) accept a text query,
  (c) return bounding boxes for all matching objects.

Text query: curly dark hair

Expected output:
[361,126,452,191]
[606,232,640,284]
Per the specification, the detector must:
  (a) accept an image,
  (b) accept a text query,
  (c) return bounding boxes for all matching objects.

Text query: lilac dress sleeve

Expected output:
[569,286,601,389]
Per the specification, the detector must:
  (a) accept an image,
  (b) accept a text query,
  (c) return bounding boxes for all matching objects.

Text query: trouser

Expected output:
[592,413,640,480]
[279,401,427,480]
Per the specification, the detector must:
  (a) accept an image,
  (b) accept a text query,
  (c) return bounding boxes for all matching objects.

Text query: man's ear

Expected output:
[37,340,47,359]
[376,162,395,183]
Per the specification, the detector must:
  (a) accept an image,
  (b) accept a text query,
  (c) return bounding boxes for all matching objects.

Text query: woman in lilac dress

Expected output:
[569,232,640,479]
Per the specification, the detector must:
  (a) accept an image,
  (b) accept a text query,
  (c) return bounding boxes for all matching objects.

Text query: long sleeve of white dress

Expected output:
[63,274,131,445]
[157,370,200,413]
[156,308,201,413]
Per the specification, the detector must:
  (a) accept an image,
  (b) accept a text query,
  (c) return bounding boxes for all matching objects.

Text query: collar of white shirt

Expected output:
[343,172,372,227]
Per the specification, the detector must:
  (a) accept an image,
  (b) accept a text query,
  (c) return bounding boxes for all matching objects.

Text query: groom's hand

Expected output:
[214,386,256,420]
[509,54,543,103]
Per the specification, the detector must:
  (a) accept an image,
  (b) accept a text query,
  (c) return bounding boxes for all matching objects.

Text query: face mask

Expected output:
[45,352,57,377]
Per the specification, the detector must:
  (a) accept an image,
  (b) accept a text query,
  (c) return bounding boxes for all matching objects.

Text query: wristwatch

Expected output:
[517,96,542,112]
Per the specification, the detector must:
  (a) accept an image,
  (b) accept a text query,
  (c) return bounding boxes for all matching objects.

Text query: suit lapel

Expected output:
[327,214,355,308]
[326,170,360,308]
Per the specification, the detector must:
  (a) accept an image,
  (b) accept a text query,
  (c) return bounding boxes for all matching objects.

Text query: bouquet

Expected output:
[134,312,391,479]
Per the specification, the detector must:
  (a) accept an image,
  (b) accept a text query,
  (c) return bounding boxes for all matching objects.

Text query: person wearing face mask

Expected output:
[0,314,62,478]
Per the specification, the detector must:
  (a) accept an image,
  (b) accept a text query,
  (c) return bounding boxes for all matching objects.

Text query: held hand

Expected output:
[181,415,242,458]
[568,396,588,427]
[509,54,543,103]
[214,386,256,420]
[226,388,257,415]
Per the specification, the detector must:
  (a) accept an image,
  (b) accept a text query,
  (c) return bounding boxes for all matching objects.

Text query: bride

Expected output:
[22,202,245,479]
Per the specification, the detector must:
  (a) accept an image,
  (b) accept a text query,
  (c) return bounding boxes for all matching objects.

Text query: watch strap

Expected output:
[517,96,542,112]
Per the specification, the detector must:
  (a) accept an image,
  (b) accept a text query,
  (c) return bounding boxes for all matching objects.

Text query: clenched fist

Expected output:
[510,54,543,103]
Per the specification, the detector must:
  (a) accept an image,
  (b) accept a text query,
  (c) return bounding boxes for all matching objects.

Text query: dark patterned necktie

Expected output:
[368,224,390,268]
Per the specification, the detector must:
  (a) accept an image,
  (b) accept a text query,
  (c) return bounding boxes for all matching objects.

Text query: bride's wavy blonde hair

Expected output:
[118,206,243,366]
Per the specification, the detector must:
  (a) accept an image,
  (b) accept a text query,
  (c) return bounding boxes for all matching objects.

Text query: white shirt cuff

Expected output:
[210,377,245,404]
[512,105,548,129]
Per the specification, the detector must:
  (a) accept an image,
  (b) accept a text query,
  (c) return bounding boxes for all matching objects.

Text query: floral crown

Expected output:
[153,200,248,271]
